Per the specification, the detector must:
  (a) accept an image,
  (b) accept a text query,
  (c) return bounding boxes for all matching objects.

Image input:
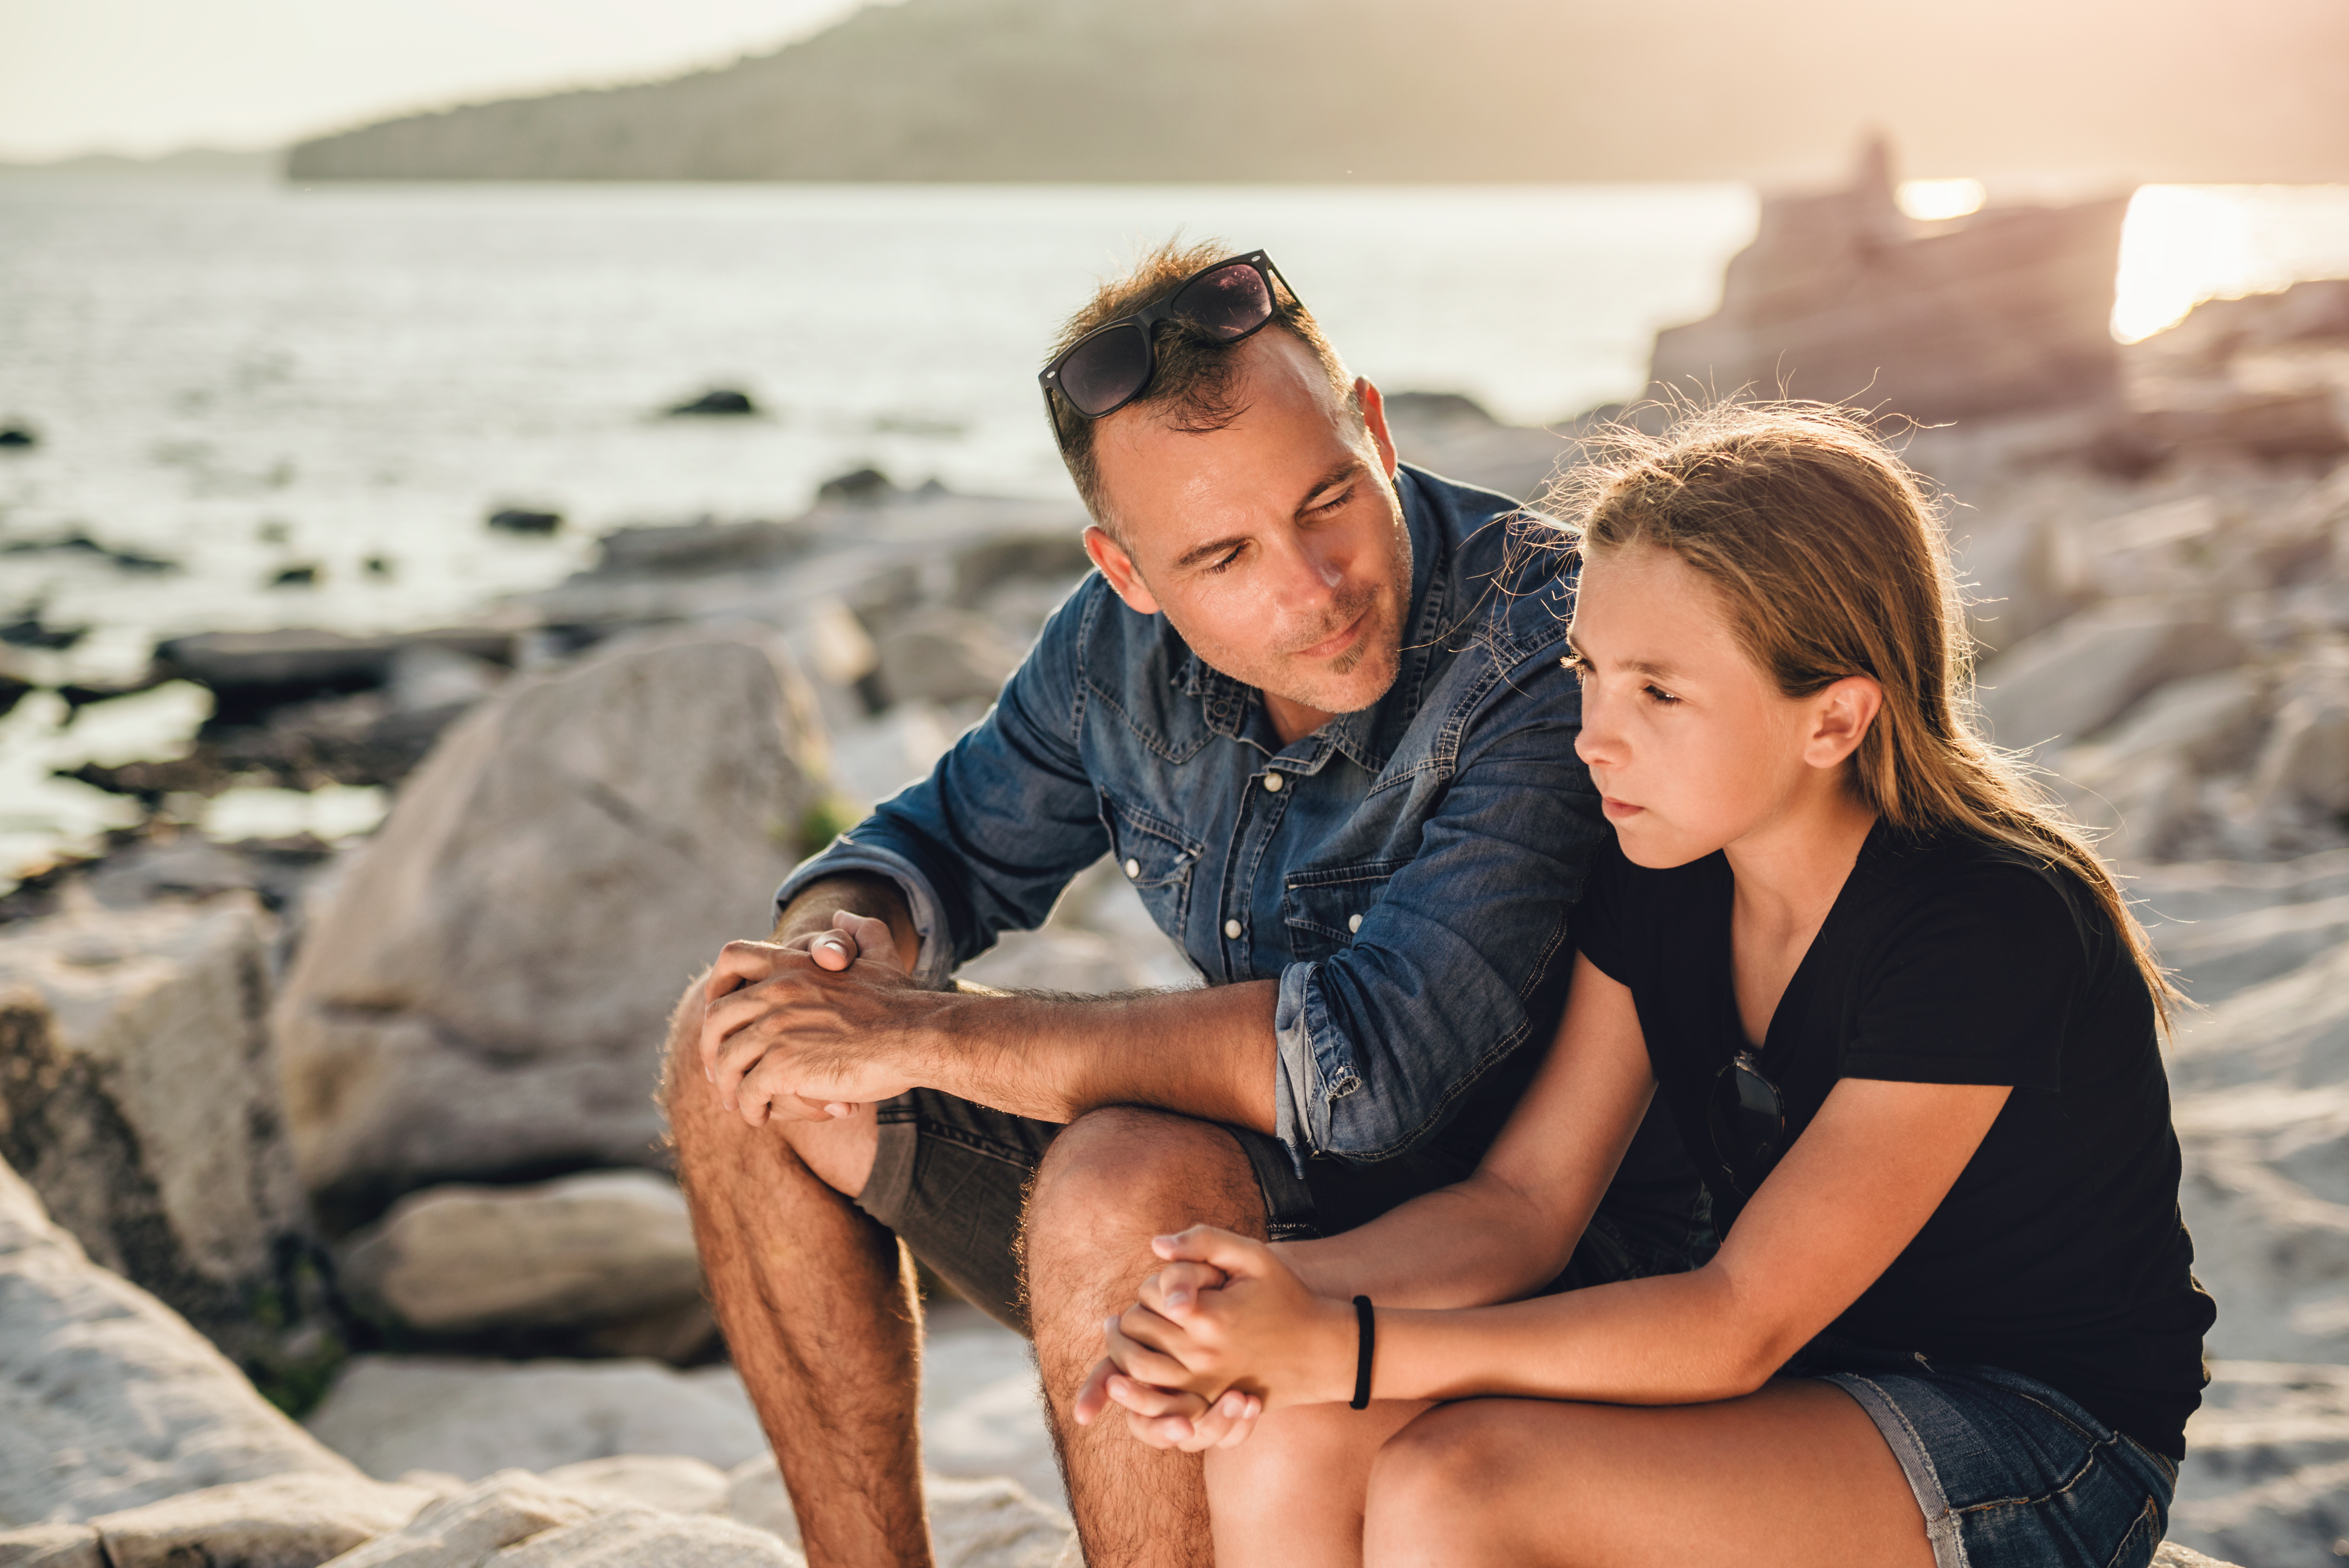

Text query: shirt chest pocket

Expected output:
[1099,789,1204,937]
[1282,859,1406,961]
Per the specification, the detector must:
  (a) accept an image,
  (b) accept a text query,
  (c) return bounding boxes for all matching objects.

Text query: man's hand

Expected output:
[699,911,946,1128]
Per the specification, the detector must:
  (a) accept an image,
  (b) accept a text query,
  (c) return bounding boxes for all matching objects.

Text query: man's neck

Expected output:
[1261,690,1338,748]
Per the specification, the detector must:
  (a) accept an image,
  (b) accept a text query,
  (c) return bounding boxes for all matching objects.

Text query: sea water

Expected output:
[0,179,2345,878]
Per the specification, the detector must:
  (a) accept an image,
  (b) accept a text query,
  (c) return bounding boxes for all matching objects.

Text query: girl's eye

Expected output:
[1643,683,1682,706]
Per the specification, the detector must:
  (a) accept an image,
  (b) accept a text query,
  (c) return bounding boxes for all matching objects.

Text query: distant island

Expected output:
[285,0,2349,186]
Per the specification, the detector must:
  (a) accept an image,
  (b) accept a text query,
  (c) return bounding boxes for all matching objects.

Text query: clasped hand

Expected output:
[698,911,935,1127]
[1074,1226,1357,1453]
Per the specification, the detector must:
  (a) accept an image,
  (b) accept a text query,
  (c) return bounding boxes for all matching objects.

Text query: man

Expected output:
[661,241,1705,1568]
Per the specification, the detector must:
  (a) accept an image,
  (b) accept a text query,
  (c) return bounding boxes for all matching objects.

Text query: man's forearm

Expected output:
[919,980,1279,1132]
[772,872,918,969]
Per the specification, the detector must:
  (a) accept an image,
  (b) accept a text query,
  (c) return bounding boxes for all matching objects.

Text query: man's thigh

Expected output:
[853,1089,1320,1334]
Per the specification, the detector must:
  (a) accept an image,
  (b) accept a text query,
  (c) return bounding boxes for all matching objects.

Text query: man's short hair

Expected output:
[1046,238,1358,538]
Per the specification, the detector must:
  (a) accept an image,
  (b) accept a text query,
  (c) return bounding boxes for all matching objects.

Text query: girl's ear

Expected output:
[1803,675,1884,771]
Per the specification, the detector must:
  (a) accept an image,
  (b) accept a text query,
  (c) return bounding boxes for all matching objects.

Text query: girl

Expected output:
[1077,404,2213,1568]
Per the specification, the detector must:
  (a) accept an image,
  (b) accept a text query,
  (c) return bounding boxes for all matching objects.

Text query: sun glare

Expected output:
[2114,184,2349,342]
[1896,178,1986,222]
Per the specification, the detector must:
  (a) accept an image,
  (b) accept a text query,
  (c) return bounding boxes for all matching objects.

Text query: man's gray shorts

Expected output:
[854,1086,1716,1333]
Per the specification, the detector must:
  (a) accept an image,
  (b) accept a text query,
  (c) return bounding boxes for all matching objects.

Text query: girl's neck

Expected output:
[1722,783,1881,941]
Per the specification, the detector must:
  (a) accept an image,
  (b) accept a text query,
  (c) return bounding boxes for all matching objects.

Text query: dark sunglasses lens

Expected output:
[1708,1063,1784,1190]
[1170,262,1274,340]
[1057,323,1154,417]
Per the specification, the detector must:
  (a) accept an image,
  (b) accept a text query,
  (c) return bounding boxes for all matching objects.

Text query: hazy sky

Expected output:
[0,0,873,161]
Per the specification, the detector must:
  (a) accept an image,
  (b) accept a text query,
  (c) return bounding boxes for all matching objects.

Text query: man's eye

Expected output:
[1307,485,1353,516]
[1206,546,1245,575]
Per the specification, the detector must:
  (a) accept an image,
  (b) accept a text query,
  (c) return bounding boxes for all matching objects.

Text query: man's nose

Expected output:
[1275,528,1349,608]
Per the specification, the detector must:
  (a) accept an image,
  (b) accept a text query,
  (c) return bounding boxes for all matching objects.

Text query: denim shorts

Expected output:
[1790,1340,2180,1568]
[855,1084,1715,1333]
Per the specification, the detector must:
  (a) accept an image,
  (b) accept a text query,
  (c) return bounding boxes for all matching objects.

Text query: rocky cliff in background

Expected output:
[283,0,2349,185]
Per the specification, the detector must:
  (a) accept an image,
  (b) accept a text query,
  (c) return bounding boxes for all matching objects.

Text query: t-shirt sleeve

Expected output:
[1572,831,1636,986]
[1840,862,2082,1091]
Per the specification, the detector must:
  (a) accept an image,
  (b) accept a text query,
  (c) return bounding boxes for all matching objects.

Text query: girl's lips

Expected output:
[1600,796,1645,820]
[1295,609,1368,661]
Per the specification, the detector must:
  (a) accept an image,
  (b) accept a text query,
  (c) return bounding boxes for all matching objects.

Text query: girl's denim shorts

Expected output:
[1790,1341,2179,1568]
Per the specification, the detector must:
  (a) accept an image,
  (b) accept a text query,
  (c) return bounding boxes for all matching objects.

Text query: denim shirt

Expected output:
[777,465,1612,1174]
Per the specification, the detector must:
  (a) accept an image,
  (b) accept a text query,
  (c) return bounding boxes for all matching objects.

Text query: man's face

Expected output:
[1081,331,1412,741]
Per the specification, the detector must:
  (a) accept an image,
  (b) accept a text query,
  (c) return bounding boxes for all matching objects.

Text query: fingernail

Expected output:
[1167,1291,1189,1310]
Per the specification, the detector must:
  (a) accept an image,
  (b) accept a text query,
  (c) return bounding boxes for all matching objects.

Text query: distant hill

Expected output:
[1,148,276,180]
[287,0,2349,186]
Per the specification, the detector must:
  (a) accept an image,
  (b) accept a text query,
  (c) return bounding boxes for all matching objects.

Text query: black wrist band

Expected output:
[1350,1295,1375,1410]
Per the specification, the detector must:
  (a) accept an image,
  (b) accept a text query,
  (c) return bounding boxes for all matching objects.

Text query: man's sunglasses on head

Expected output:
[1039,251,1293,426]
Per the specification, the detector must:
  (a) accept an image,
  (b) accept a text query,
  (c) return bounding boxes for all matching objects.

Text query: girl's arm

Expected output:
[1272,949,1662,1310]
[1110,1064,2008,1411]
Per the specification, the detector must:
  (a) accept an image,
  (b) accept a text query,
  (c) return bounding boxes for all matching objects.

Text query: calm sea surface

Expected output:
[0,179,2344,877]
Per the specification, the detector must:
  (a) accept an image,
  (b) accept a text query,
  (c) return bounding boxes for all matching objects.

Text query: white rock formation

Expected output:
[271,630,827,1230]
[0,1160,356,1527]
[335,1171,710,1360]
[1974,596,2246,755]
[0,895,310,1342]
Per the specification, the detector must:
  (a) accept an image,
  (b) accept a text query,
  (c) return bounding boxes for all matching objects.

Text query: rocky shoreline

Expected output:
[7,163,2349,1561]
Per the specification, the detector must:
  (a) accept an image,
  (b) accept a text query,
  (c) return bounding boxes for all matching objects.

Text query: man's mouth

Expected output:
[1293,608,1370,662]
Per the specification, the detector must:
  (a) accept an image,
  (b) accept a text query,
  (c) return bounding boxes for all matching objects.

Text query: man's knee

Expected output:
[656,966,713,1122]
[1023,1108,1266,1296]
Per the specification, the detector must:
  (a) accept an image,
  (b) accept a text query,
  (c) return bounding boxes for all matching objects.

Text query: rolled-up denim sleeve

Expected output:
[1271,645,1605,1170]
[776,581,1112,988]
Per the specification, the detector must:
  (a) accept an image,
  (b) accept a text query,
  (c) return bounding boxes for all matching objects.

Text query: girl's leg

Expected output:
[1364,1380,1934,1568]
[1202,1400,1431,1568]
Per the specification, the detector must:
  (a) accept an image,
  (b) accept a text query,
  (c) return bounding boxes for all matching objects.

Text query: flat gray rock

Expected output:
[0,1160,356,1527]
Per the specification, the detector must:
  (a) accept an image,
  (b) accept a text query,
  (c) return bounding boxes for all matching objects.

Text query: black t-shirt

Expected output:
[1575,823,2215,1459]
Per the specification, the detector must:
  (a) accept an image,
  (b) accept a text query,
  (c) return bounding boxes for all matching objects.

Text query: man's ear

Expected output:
[1084,525,1161,616]
[1356,378,1399,481]
[1803,675,1884,771]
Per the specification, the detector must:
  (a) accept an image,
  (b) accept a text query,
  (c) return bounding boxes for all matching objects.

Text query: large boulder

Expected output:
[335,1172,712,1361]
[271,630,827,1231]
[0,895,317,1370]
[0,1159,358,1526]
[1973,597,2246,755]
[13,1473,435,1568]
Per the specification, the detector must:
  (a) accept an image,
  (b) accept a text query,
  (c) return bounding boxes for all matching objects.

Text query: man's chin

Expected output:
[1274,639,1403,719]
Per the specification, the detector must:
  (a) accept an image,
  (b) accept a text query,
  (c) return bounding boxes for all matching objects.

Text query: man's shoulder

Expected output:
[1399,465,1577,671]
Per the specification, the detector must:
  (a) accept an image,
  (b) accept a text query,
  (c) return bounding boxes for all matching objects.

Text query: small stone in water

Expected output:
[269,563,320,588]
[363,554,394,577]
[665,387,758,417]
[0,425,36,448]
[488,507,563,535]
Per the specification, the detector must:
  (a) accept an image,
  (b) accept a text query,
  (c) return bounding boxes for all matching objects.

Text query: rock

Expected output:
[82,1473,430,1568]
[319,1469,592,1567]
[666,390,758,417]
[0,533,175,573]
[154,629,518,726]
[590,520,814,579]
[1380,391,1569,503]
[874,612,1022,709]
[2174,1361,2349,1568]
[0,1159,358,1525]
[815,466,893,503]
[0,897,319,1369]
[485,509,561,536]
[271,630,827,1230]
[538,1457,729,1517]
[272,564,323,589]
[305,1358,771,1480]
[2153,1542,2238,1568]
[718,1462,1074,1568]
[2250,652,2349,819]
[2050,670,2269,860]
[2131,382,2349,467]
[0,426,36,449]
[335,1172,713,1361]
[1974,597,2246,754]
[386,647,506,714]
[1648,139,2128,425]
[483,1507,797,1567]
[2150,280,2349,368]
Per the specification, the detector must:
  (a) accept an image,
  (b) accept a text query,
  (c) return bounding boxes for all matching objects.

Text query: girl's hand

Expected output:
[1103,1226,1359,1410]
[1071,1357,1265,1451]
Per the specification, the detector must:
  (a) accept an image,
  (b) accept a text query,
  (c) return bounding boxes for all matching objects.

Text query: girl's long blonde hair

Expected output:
[1547,401,2179,1027]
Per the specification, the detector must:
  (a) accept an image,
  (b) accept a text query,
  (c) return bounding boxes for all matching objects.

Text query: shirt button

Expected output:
[1348,913,1363,934]
[1123,858,1140,879]
[1262,772,1283,792]
[1224,918,1243,940]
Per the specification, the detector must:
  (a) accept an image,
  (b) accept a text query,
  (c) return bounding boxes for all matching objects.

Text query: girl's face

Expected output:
[1569,543,1875,869]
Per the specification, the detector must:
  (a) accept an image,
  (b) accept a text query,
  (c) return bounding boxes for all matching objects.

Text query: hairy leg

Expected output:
[1023,1107,1269,1568]
[660,974,923,1568]
[1202,1401,1429,1568]
[1365,1380,1932,1568]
